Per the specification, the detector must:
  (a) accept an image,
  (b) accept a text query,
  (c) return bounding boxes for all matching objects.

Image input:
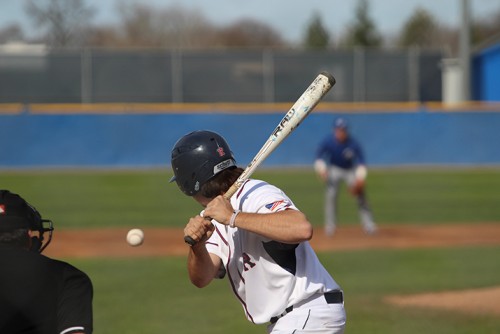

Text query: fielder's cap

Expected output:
[0,190,40,231]
[334,118,348,129]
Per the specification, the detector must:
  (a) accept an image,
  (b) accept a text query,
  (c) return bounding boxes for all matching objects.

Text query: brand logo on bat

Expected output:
[272,108,297,139]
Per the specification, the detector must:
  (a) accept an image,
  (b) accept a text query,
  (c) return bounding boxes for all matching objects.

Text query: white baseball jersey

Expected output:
[205,179,341,324]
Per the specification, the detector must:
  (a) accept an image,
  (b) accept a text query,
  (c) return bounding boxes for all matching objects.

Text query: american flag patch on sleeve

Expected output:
[265,200,292,212]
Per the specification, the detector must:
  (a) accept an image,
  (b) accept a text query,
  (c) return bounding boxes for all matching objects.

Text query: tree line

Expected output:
[0,0,499,55]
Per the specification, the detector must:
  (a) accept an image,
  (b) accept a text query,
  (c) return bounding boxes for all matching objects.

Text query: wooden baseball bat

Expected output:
[185,71,336,245]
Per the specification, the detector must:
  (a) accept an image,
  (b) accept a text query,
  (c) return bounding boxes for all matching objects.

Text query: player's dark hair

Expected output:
[200,167,244,199]
[0,228,31,249]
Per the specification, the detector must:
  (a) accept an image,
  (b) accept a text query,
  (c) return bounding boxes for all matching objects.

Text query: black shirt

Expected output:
[0,246,93,334]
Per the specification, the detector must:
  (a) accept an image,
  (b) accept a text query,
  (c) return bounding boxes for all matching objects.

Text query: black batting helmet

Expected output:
[170,130,236,196]
[0,190,54,253]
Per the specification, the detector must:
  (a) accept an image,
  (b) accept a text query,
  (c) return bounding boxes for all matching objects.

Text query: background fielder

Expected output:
[171,130,346,334]
[315,118,377,236]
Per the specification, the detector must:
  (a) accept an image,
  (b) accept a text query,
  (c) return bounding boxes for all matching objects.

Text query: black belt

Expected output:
[270,290,343,324]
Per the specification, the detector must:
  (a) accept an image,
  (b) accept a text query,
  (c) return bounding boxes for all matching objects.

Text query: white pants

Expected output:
[267,294,346,334]
[325,165,376,234]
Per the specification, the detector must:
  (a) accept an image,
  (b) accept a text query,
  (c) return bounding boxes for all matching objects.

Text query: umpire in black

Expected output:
[0,190,93,334]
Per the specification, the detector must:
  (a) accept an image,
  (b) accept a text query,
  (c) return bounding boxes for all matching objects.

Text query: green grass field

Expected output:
[1,167,500,228]
[71,246,500,334]
[2,167,500,333]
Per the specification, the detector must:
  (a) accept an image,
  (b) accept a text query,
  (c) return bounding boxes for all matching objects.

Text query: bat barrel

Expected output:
[320,71,336,87]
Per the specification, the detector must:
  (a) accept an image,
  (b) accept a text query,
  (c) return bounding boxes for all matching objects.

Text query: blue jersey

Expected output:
[316,135,365,169]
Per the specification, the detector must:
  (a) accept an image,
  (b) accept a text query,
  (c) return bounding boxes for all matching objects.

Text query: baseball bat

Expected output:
[185,71,336,245]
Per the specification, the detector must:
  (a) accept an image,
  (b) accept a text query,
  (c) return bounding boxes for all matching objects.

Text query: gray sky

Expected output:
[1,0,500,43]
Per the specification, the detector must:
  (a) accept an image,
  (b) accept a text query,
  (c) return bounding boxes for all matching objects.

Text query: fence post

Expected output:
[81,48,92,103]
[262,49,275,103]
[408,47,420,102]
[171,49,183,103]
[353,47,365,102]
[459,0,471,101]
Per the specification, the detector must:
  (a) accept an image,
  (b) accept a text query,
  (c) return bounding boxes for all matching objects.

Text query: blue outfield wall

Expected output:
[473,43,500,101]
[1,107,500,168]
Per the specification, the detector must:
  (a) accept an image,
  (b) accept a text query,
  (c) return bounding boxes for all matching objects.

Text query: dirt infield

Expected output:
[44,222,500,259]
[385,286,500,317]
[43,222,500,317]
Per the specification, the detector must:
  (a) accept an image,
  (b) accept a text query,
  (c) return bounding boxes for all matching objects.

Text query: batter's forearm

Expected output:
[187,246,219,288]
[232,210,312,244]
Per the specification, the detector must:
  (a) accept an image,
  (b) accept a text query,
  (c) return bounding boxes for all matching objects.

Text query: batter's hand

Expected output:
[184,214,215,245]
[203,195,234,226]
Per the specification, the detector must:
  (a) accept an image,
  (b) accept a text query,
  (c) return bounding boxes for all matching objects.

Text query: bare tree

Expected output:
[157,5,218,48]
[0,24,25,43]
[88,2,284,49]
[24,0,95,48]
[217,19,284,48]
[86,25,122,47]
[431,8,500,56]
[114,2,217,48]
[472,9,500,47]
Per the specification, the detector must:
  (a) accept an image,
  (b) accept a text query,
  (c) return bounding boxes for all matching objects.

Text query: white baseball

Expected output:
[126,228,144,247]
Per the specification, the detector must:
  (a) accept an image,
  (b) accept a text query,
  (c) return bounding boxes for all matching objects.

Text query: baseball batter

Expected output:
[171,130,346,333]
[315,118,377,236]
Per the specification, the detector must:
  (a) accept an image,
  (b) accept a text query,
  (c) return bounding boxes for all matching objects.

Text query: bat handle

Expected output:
[184,235,196,246]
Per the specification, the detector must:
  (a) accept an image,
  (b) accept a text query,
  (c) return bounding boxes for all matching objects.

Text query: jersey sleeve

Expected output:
[204,222,229,273]
[238,181,298,214]
[57,263,93,334]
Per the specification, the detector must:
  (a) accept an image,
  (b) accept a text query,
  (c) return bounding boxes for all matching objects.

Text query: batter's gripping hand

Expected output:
[184,214,215,246]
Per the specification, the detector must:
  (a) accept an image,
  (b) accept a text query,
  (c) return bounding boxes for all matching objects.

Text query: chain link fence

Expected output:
[0,48,443,103]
